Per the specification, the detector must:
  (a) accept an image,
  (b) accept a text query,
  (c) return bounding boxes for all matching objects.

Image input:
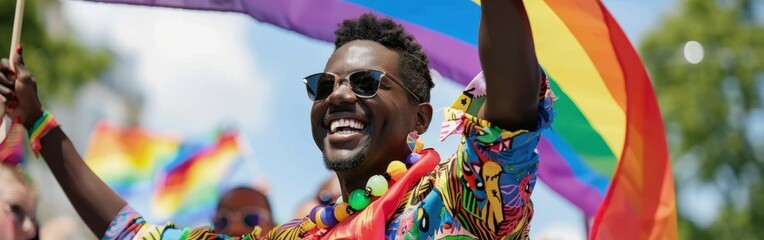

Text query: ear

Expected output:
[414,103,433,134]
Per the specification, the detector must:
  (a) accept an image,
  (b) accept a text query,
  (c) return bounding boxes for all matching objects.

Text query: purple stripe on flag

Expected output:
[538,136,603,216]
[89,0,246,13]
[243,0,482,84]
[85,0,481,84]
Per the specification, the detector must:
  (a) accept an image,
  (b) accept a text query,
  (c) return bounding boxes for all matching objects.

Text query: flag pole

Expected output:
[10,0,26,70]
[3,0,26,139]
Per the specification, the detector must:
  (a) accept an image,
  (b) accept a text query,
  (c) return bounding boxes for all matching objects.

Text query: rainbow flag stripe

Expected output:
[153,131,241,220]
[82,0,677,238]
[85,123,180,192]
[85,123,242,225]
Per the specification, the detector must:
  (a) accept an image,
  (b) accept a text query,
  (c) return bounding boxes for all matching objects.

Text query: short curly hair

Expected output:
[334,13,434,103]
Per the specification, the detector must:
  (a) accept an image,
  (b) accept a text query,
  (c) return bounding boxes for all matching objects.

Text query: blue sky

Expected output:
[57,0,677,238]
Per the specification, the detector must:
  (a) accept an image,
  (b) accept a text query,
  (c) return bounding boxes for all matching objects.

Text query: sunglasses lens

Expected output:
[243,213,260,227]
[348,70,382,97]
[305,73,335,101]
[213,217,227,230]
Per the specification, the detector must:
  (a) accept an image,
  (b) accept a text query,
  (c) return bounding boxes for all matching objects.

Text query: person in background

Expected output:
[0,124,38,240]
[292,175,341,220]
[214,186,276,236]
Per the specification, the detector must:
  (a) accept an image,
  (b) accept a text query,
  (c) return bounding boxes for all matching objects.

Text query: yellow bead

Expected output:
[334,202,351,222]
[315,207,327,228]
[387,161,407,181]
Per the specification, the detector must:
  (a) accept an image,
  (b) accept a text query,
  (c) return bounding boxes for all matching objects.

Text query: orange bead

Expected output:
[334,202,351,222]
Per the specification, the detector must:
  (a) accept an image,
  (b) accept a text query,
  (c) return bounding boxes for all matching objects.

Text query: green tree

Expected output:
[1,0,111,102]
[640,0,764,239]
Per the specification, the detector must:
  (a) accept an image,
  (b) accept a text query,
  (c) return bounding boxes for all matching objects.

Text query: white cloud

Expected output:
[63,2,270,135]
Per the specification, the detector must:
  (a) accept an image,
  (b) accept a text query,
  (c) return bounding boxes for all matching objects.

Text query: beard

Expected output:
[322,145,369,171]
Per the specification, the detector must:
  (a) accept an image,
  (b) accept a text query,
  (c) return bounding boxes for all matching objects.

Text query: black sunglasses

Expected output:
[213,211,261,230]
[302,69,421,102]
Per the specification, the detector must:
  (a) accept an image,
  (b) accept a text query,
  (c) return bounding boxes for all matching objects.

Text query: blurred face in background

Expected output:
[214,187,275,236]
[0,165,36,240]
[292,175,341,219]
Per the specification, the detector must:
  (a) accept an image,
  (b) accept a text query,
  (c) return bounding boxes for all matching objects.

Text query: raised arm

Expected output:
[479,0,541,131]
[431,2,554,239]
[0,52,126,238]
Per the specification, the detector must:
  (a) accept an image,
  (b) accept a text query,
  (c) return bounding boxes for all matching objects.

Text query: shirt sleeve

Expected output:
[435,70,554,239]
[103,205,263,240]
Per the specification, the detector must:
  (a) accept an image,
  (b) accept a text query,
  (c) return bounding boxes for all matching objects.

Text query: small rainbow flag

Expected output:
[83,0,677,238]
[85,122,243,225]
[153,131,242,220]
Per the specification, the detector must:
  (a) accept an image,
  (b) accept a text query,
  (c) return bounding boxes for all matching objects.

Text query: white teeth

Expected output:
[329,118,366,133]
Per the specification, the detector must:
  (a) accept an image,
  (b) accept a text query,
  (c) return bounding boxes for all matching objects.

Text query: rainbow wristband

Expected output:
[28,111,59,156]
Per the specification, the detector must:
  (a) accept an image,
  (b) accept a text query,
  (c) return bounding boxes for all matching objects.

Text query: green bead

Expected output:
[348,189,371,210]
[366,175,389,197]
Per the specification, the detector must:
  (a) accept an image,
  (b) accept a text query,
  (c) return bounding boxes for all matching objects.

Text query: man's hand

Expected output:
[0,47,45,130]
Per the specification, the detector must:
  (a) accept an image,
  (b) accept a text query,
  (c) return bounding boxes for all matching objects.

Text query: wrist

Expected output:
[22,109,45,130]
[26,110,59,157]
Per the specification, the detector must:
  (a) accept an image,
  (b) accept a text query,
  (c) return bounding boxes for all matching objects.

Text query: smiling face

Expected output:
[311,40,422,173]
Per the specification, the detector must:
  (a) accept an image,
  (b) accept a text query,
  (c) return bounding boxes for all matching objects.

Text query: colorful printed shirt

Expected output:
[104,72,555,240]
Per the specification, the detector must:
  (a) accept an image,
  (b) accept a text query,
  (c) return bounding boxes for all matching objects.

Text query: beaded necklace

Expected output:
[299,132,425,238]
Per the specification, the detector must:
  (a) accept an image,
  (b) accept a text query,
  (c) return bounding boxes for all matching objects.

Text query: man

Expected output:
[0,0,551,239]
[214,187,276,236]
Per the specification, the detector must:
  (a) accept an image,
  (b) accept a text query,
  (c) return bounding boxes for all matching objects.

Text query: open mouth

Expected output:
[329,118,367,135]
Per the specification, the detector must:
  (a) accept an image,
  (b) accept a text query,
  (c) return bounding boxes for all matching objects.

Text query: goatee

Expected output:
[323,146,369,171]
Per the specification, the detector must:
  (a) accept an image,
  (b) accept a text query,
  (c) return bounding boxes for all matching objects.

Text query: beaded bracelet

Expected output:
[28,111,59,156]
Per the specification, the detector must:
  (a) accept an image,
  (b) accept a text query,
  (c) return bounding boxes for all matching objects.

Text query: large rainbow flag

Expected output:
[85,122,244,226]
[83,0,677,238]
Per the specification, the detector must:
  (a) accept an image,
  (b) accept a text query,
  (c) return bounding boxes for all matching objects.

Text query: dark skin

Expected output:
[0,0,537,237]
[313,40,433,196]
[479,0,540,130]
[215,188,275,235]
